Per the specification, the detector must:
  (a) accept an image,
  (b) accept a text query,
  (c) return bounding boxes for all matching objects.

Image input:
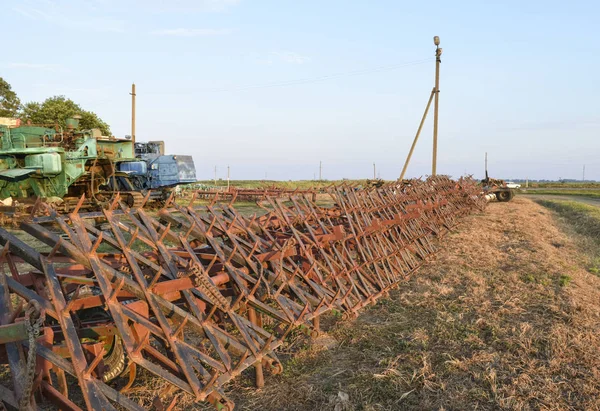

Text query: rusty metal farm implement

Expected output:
[193,186,318,203]
[0,176,484,410]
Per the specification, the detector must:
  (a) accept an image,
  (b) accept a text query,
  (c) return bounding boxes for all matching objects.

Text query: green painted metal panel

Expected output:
[0,168,36,182]
[0,322,27,344]
[25,153,62,175]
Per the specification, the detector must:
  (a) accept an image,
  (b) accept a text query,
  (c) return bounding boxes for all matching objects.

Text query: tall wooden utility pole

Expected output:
[373,163,376,179]
[214,166,217,185]
[399,37,443,180]
[432,36,442,176]
[130,83,136,144]
[227,165,230,190]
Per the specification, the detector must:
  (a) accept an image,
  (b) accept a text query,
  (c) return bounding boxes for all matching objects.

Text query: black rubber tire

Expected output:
[495,189,514,202]
[73,287,128,382]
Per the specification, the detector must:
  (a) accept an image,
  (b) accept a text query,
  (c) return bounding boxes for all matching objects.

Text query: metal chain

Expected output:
[188,266,230,311]
[19,300,45,411]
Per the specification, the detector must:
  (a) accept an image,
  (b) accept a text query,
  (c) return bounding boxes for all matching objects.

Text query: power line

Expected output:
[210,58,434,92]
[148,57,434,94]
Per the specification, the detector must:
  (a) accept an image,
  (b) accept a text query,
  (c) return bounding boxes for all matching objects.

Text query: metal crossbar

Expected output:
[0,176,484,410]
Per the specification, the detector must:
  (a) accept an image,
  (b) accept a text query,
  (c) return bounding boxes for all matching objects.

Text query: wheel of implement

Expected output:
[124,192,145,209]
[495,189,514,202]
[101,334,127,382]
[73,287,128,382]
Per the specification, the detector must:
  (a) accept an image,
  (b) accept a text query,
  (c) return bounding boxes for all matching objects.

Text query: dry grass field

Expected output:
[185,197,600,410]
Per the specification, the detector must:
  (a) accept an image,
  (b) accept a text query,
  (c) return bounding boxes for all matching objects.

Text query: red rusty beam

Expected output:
[0,176,484,411]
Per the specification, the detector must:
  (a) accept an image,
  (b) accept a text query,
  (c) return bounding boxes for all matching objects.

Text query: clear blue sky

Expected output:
[3,0,599,181]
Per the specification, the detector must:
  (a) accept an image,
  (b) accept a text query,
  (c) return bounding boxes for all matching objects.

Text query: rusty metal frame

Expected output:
[0,176,484,410]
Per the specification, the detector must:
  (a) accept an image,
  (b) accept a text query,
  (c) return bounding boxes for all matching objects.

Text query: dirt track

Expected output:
[220,197,600,411]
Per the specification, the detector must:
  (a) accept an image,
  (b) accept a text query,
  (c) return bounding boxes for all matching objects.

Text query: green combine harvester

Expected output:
[0,116,196,212]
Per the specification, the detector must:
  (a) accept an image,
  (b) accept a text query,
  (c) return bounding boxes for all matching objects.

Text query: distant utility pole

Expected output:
[214,166,217,185]
[319,161,322,181]
[583,165,586,181]
[130,83,136,144]
[227,165,230,190]
[485,152,488,180]
[432,36,442,176]
[373,163,376,179]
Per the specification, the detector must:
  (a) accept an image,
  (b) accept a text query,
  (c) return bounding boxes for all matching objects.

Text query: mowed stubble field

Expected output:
[166,196,600,411]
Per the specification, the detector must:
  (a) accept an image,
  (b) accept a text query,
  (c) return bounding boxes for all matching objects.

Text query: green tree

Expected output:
[20,96,111,135]
[0,77,21,117]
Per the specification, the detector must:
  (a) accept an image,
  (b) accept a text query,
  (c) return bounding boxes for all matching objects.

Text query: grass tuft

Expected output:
[559,275,572,287]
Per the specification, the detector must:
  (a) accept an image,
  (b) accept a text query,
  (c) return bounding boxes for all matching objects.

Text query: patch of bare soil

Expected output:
[217,197,600,410]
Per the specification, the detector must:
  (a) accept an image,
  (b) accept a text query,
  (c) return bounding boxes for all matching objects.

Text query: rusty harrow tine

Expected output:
[0,228,115,410]
[220,203,339,311]
[0,247,29,408]
[195,212,309,331]
[101,208,239,402]
[71,211,205,396]
[0,176,485,410]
